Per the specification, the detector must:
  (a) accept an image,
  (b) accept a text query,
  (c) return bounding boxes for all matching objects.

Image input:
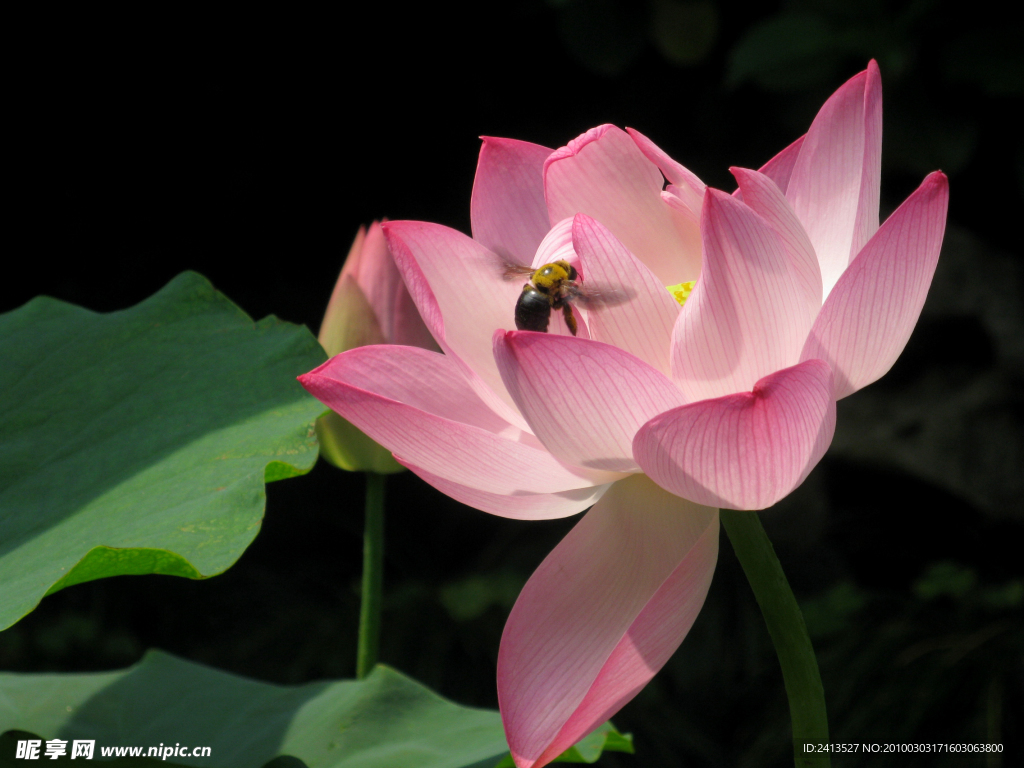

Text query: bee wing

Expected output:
[476,246,534,282]
[570,282,635,310]
[500,262,536,281]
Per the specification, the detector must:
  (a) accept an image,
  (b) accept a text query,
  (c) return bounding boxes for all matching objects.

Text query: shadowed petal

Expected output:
[499,475,719,768]
[472,137,555,263]
[671,189,815,401]
[495,331,687,472]
[731,167,822,310]
[545,125,700,285]
[634,359,835,510]
[801,171,949,399]
[398,458,612,520]
[572,214,681,374]
[389,272,441,350]
[299,345,620,495]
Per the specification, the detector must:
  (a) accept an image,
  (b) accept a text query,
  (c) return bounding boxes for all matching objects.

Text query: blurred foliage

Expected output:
[439,573,524,623]
[650,1,718,66]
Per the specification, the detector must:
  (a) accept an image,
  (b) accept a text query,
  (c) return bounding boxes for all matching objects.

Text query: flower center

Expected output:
[666,281,696,307]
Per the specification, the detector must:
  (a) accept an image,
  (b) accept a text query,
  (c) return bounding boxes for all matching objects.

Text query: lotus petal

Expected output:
[731,167,822,310]
[571,214,681,375]
[384,220,529,427]
[399,458,612,520]
[786,62,883,297]
[299,345,620,495]
[472,137,555,263]
[801,171,949,399]
[499,474,718,768]
[671,189,815,401]
[495,331,687,472]
[545,125,700,285]
[634,359,835,510]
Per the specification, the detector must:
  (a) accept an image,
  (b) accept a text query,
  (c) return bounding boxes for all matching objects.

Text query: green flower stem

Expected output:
[356,472,386,679]
[720,509,830,768]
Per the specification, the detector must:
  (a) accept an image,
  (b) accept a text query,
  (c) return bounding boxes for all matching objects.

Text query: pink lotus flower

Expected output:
[315,221,437,473]
[299,62,947,767]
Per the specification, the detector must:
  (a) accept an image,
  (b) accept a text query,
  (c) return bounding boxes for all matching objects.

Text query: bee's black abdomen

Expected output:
[515,285,552,332]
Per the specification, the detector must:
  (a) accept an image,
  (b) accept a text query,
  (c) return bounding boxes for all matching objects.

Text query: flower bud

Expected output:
[316,222,437,473]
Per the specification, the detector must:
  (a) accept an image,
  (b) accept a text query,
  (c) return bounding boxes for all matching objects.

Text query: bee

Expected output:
[502,259,629,336]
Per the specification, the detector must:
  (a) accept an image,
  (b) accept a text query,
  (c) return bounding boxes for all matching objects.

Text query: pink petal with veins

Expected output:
[499,475,718,768]
[851,61,883,260]
[671,189,815,401]
[384,220,530,428]
[786,62,883,297]
[731,167,822,310]
[472,137,555,264]
[572,214,681,375]
[299,345,620,495]
[495,331,687,472]
[757,135,806,195]
[532,216,578,267]
[625,127,706,197]
[634,359,835,510]
[399,458,612,520]
[545,125,700,285]
[662,184,702,224]
[802,171,949,399]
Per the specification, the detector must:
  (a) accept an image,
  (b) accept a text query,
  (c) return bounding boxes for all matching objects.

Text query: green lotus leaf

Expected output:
[0,272,326,629]
[0,651,506,768]
[0,652,632,768]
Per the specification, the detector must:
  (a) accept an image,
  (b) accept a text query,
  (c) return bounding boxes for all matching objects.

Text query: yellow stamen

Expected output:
[666,281,696,307]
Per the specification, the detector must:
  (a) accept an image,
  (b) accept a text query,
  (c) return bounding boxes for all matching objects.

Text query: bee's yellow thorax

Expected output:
[531,261,573,291]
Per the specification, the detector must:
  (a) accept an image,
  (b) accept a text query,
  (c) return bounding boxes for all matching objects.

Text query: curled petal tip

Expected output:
[544,124,616,165]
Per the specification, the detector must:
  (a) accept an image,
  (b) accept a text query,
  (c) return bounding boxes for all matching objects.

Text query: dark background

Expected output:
[3,1,1022,766]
